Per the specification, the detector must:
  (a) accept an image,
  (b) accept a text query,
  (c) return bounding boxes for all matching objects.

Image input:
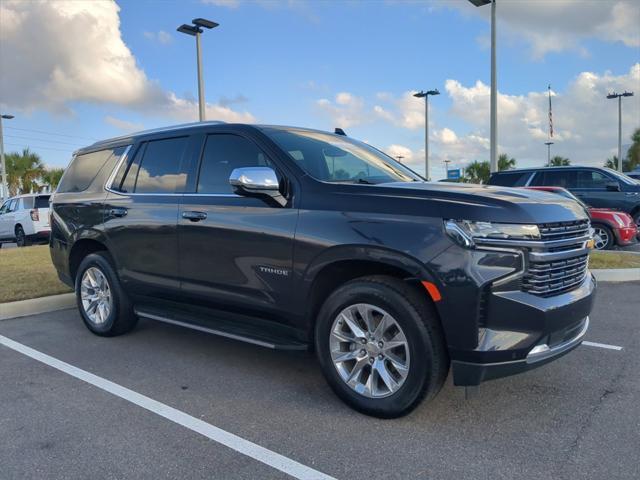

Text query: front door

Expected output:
[178,132,298,319]
[0,199,17,240]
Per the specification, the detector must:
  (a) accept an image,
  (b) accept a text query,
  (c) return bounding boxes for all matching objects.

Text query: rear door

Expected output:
[572,169,624,210]
[104,135,196,299]
[178,131,298,318]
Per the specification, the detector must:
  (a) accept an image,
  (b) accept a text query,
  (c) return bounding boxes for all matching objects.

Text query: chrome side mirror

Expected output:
[229,167,285,206]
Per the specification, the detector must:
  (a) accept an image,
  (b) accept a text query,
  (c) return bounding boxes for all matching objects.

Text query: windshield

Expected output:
[263,128,422,184]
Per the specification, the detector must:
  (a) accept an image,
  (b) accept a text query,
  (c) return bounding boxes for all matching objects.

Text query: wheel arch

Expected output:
[301,246,443,338]
[68,232,112,281]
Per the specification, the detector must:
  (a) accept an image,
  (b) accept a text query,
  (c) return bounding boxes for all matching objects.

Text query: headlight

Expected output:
[445,219,540,248]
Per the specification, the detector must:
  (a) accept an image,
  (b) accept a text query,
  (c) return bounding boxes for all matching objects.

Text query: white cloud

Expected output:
[441,64,640,167]
[144,30,172,45]
[449,0,640,59]
[384,144,414,163]
[105,116,145,133]
[316,92,366,128]
[0,0,255,123]
[374,91,427,130]
[201,0,240,7]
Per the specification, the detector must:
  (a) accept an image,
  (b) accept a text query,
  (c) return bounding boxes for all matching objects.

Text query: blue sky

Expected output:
[1,0,638,180]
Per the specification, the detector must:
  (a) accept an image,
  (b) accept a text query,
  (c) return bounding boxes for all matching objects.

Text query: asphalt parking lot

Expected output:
[1,282,638,480]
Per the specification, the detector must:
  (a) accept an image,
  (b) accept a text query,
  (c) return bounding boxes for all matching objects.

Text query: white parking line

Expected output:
[582,341,624,351]
[0,334,336,480]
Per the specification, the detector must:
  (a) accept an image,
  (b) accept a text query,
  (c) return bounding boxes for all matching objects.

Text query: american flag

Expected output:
[548,84,553,138]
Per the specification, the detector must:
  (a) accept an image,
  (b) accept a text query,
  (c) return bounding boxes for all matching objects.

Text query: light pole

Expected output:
[395,155,405,163]
[468,0,497,173]
[545,141,554,167]
[413,89,440,181]
[606,91,634,172]
[177,18,219,122]
[0,114,14,202]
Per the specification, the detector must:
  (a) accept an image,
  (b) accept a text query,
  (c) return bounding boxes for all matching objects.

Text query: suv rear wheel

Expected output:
[315,276,448,418]
[15,225,30,247]
[75,252,138,336]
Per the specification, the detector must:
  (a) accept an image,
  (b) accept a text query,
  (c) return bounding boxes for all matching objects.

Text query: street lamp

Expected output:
[468,0,497,173]
[443,159,451,179]
[395,155,405,163]
[545,141,554,167]
[0,114,14,202]
[413,89,440,180]
[177,18,219,122]
[606,91,634,173]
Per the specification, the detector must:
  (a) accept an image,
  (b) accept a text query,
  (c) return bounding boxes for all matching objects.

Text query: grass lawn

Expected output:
[589,250,640,269]
[0,244,72,303]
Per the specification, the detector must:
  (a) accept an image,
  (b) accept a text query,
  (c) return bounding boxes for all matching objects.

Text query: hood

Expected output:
[370,181,589,224]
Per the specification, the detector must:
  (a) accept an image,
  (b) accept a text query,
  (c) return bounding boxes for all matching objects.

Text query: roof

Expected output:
[492,165,607,174]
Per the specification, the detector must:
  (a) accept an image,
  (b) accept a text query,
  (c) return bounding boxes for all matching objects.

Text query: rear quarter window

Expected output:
[35,196,50,208]
[57,147,125,193]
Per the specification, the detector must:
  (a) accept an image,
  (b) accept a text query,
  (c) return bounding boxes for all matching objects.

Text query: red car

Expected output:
[525,186,638,250]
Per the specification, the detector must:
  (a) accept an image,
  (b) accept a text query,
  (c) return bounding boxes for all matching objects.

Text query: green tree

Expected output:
[5,148,45,196]
[498,153,516,171]
[548,156,571,167]
[624,127,640,171]
[464,160,491,184]
[603,155,631,171]
[41,168,65,191]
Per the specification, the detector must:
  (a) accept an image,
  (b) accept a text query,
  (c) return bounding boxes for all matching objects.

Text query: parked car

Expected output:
[625,169,640,181]
[488,166,640,231]
[50,122,595,418]
[0,194,51,247]
[525,186,637,250]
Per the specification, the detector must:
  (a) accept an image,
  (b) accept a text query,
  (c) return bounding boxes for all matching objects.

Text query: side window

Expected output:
[197,134,273,194]
[531,170,577,188]
[57,149,116,193]
[134,137,189,194]
[577,170,612,189]
[7,199,18,212]
[0,201,8,214]
[21,197,35,209]
[490,172,532,187]
[111,144,144,194]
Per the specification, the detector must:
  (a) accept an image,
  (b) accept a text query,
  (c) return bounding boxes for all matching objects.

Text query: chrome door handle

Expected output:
[109,207,128,217]
[182,211,207,222]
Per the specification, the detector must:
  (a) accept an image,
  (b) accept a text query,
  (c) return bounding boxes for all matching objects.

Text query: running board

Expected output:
[134,308,308,351]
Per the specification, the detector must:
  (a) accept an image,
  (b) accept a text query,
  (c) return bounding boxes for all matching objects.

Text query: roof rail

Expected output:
[89,121,227,147]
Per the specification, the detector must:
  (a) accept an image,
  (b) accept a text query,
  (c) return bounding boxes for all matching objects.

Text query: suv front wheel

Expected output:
[75,252,138,336]
[315,276,448,418]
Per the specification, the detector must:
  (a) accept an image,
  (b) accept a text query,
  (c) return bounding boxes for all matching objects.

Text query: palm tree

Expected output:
[548,156,571,167]
[604,155,631,171]
[464,160,491,184]
[5,148,46,196]
[498,153,516,171]
[627,128,640,171]
[41,168,65,191]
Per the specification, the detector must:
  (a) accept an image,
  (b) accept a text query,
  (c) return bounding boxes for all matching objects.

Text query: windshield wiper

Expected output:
[354,178,376,185]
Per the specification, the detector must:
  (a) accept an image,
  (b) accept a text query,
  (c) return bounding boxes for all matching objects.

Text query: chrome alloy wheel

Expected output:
[593,226,610,250]
[80,267,112,325]
[330,303,410,398]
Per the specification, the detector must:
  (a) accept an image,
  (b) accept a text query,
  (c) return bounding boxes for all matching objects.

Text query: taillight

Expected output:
[30,209,39,221]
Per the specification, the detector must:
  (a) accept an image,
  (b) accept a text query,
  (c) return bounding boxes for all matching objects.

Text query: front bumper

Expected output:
[450,274,596,386]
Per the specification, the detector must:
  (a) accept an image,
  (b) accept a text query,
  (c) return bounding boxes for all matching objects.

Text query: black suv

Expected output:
[51,122,595,417]
[488,166,640,230]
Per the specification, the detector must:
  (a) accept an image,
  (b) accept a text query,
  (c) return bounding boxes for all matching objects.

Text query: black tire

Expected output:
[315,275,449,418]
[75,252,138,336]
[15,225,30,247]
[592,223,614,250]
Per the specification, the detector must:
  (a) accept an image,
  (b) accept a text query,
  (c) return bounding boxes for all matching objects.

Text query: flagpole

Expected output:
[546,84,554,166]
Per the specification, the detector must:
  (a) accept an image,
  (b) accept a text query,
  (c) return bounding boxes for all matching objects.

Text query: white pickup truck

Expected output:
[0,194,51,247]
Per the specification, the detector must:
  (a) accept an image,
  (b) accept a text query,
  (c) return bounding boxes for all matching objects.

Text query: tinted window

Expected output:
[35,195,50,208]
[197,134,273,194]
[577,170,611,189]
[111,144,143,193]
[57,149,117,193]
[0,201,9,214]
[530,170,577,189]
[263,128,420,184]
[490,171,532,187]
[134,137,188,194]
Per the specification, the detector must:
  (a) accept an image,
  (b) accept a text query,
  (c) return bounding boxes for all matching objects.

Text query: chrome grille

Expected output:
[522,254,589,297]
[538,219,590,241]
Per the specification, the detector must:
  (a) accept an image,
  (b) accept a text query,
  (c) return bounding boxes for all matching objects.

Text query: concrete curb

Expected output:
[592,268,640,282]
[0,293,76,321]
